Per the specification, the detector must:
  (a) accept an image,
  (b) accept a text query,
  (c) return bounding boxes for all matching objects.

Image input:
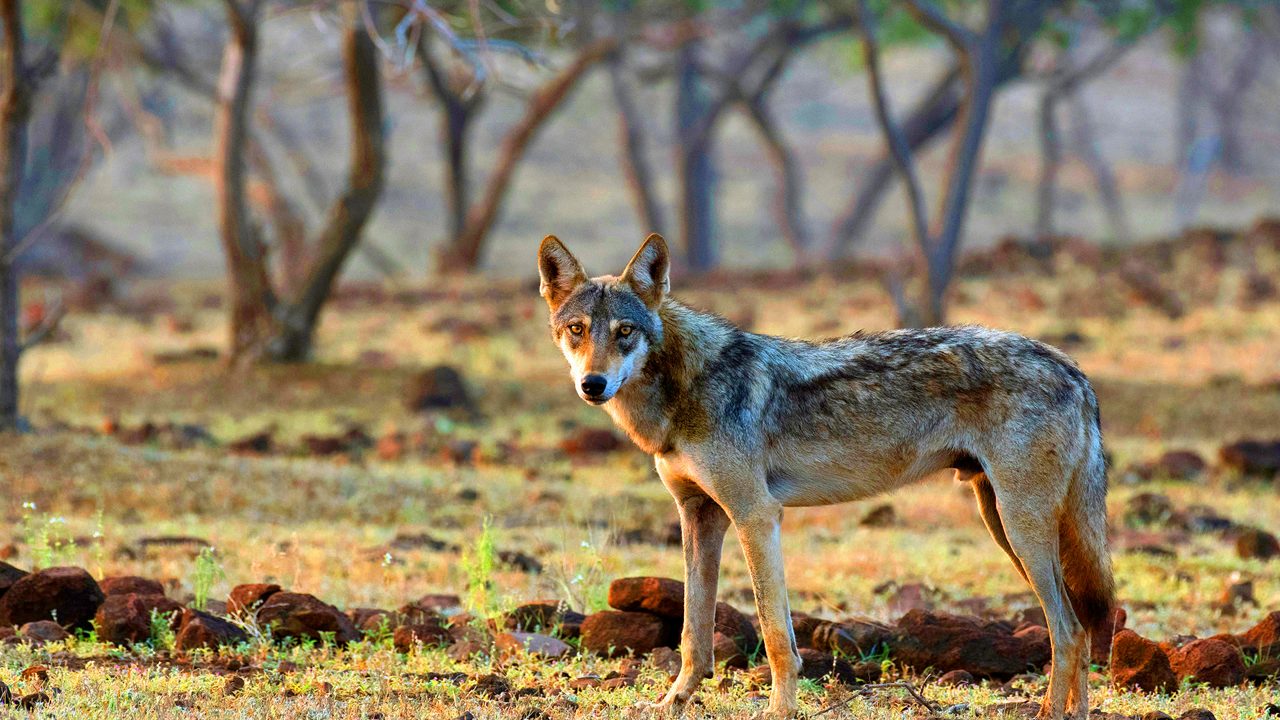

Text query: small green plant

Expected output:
[20,502,77,570]
[148,609,176,651]
[463,516,499,618]
[190,547,225,612]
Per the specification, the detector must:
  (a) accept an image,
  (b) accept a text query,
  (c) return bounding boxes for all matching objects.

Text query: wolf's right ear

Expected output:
[621,233,670,309]
[538,235,587,310]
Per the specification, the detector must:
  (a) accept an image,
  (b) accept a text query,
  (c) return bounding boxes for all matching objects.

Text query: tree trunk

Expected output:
[745,95,810,261]
[608,53,665,236]
[419,37,481,248]
[675,43,717,273]
[1067,94,1130,244]
[214,0,274,363]
[828,66,961,259]
[0,0,32,432]
[437,38,616,273]
[267,0,386,362]
[1033,91,1061,247]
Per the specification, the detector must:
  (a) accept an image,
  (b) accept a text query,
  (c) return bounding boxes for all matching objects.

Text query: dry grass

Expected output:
[2,262,1279,718]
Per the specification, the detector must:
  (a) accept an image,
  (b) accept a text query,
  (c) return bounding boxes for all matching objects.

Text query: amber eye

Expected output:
[618,325,633,337]
[568,323,584,336]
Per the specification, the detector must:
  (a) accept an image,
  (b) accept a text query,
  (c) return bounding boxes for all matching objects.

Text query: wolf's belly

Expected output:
[764,446,958,507]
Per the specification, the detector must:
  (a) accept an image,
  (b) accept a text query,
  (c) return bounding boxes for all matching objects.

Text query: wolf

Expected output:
[537,233,1114,719]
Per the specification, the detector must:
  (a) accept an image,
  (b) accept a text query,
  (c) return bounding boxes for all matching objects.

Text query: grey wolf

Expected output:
[537,233,1114,719]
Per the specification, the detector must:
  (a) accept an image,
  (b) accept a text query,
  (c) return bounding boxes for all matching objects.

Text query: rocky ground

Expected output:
[2,220,1280,717]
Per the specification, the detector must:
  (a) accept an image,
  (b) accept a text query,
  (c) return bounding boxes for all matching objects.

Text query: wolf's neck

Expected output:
[603,299,733,455]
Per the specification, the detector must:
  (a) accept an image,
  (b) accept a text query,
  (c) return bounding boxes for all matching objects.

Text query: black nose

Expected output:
[580,374,608,398]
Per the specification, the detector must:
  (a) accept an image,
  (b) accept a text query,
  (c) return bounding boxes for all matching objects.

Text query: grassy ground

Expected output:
[2,252,1279,718]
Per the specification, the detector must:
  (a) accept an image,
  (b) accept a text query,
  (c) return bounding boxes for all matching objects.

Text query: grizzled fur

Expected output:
[539,234,1115,720]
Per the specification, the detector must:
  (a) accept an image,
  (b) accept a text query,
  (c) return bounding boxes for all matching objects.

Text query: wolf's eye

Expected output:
[568,324,584,336]
[618,325,633,337]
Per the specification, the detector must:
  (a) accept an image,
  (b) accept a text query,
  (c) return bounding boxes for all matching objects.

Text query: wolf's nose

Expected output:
[581,375,608,398]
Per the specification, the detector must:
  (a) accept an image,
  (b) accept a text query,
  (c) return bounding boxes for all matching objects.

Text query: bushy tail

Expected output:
[1059,434,1116,651]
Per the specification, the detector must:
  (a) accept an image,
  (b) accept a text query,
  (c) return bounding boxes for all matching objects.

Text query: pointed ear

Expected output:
[620,233,670,308]
[538,235,586,310]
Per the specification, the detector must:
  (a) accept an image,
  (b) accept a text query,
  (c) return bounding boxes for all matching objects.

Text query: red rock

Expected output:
[505,600,567,632]
[255,592,360,645]
[1219,439,1280,477]
[791,611,824,649]
[227,583,281,616]
[95,593,183,645]
[0,566,104,630]
[494,631,572,660]
[1235,528,1280,560]
[98,576,165,597]
[1110,629,1177,692]
[174,608,248,650]
[406,365,473,413]
[713,631,748,668]
[17,620,70,645]
[580,610,668,657]
[1178,711,1217,720]
[560,428,622,455]
[796,648,879,684]
[393,622,450,652]
[1090,607,1127,666]
[714,602,759,654]
[939,669,975,686]
[1169,638,1246,688]
[607,577,684,617]
[0,561,27,600]
[859,504,896,527]
[1241,611,1280,657]
[812,618,892,657]
[892,610,1050,678]
[347,607,391,632]
[1154,450,1208,481]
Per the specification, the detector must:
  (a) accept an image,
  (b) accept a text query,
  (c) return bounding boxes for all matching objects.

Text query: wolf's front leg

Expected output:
[732,499,800,718]
[656,493,730,712]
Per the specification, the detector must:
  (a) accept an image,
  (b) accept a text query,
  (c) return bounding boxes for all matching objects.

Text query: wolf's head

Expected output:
[537,233,669,405]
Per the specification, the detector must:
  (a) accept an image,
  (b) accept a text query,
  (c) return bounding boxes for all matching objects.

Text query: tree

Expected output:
[853,0,1052,325]
[214,0,386,363]
[0,0,34,431]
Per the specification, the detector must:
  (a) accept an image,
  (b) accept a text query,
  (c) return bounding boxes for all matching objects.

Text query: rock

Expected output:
[98,576,165,597]
[559,428,622,455]
[255,592,360,645]
[795,648,879,685]
[1248,658,1280,683]
[0,566,104,629]
[712,632,748,669]
[1215,580,1257,615]
[0,561,27,600]
[892,610,1050,678]
[939,669,976,686]
[1141,713,1173,720]
[494,631,572,660]
[1154,450,1208,481]
[580,610,669,657]
[1219,439,1280,477]
[1178,711,1216,720]
[1240,611,1280,657]
[406,365,473,413]
[1123,493,1177,527]
[17,620,70,645]
[471,673,512,699]
[174,608,248,650]
[94,593,183,645]
[497,550,543,573]
[413,593,464,613]
[715,602,759,654]
[1090,607,1127,666]
[1110,629,1177,692]
[791,611,824,649]
[883,582,940,614]
[348,608,391,633]
[858,503,896,527]
[393,622,451,652]
[1264,703,1280,717]
[227,583,281,616]
[1235,527,1280,560]
[504,600,557,630]
[227,430,273,455]
[1169,638,1246,688]
[649,646,682,675]
[812,619,892,657]
[1182,505,1235,534]
[607,577,684,618]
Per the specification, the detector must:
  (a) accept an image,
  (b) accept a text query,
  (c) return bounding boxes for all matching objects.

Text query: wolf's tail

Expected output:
[1059,402,1116,650]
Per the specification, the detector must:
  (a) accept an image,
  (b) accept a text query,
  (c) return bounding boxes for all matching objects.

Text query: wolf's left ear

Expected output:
[538,235,587,310]
[621,233,669,309]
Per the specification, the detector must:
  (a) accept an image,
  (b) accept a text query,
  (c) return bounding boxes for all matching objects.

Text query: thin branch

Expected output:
[853,0,929,251]
[902,0,976,53]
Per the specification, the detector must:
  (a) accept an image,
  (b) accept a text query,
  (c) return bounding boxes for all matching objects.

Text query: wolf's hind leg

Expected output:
[984,467,1087,720]
[970,472,1030,584]
[656,493,731,711]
